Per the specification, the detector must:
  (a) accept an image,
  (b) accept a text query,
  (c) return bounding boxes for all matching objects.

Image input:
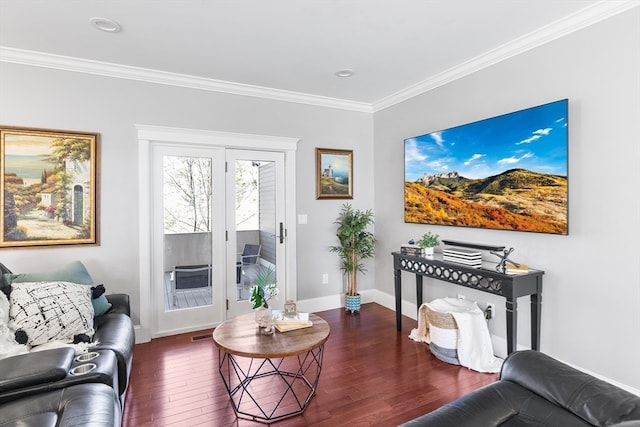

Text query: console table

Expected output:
[392,251,544,354]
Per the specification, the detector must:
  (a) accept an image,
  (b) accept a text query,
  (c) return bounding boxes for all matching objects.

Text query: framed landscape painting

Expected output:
[316,148,353,199]
[404,99,568,235]
[0,126,99,248]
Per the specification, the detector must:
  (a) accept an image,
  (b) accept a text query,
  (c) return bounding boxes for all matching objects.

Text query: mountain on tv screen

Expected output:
[404,99,568,235]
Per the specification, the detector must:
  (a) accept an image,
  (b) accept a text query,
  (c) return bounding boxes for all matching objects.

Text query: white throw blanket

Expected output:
[410,297,503,373]
[408,303,431,343]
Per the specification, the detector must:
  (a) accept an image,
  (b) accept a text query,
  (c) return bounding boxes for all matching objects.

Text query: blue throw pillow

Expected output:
[3,261,113,316]
[90,293,113,316]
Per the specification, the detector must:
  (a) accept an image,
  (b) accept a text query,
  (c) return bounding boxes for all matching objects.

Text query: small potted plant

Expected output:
[250,266,278,333]
[417,231,440,257]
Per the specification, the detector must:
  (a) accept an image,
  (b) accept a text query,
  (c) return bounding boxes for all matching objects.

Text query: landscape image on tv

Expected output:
[404,99,568,235]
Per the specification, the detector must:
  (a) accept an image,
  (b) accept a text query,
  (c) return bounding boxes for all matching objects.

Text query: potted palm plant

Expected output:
[330,203,376,313]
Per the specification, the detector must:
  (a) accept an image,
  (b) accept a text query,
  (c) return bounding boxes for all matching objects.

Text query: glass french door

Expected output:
[151,146,286,335]
[152,145,226,335]
[225,150,286,318]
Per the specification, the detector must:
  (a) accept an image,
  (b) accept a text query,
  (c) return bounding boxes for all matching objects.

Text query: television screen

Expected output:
[404,99,568,235]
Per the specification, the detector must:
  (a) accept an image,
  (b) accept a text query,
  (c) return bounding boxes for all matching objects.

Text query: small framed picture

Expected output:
[0,126,99,248]
[315,148,353,199]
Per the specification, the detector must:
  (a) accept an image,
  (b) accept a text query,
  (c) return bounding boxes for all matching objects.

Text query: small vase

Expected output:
[254,306,274,334]
[284,300,297,318]
[424,247,434,258]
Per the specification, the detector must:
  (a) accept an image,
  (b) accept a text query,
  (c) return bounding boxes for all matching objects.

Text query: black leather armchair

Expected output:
[401,350,640,427]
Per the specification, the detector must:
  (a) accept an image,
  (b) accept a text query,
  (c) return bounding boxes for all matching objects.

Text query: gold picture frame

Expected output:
[0,126,99,248]
[315,148,353,199]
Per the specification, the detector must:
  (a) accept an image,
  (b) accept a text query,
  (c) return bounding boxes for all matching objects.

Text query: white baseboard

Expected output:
[295,289,380,313]
[134,325,151,343]
[294,293,343,314]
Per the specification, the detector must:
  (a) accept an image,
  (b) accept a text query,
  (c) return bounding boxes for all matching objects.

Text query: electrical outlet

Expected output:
[485,302,496,319]
[322,273,329,284]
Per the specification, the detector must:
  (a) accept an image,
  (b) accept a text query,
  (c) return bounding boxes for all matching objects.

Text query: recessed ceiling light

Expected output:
[335,69,355,78]
[89,17,122,33]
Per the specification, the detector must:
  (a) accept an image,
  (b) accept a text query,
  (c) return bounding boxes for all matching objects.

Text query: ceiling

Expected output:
[0,0,637,111]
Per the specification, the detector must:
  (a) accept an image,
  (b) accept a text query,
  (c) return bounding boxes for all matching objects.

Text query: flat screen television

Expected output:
[404,99,568,235]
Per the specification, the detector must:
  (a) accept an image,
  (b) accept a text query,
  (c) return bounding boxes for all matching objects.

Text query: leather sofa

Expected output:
[0,293,134,427]
[401,350,640,427]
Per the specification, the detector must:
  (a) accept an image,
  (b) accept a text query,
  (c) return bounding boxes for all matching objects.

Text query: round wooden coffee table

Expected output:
[212,312,330,423]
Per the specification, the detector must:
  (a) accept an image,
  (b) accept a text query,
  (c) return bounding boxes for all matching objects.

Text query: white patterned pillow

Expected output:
[8,281,95,346]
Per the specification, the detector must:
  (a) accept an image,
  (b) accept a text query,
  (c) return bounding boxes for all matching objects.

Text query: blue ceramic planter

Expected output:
[345,294,361,313]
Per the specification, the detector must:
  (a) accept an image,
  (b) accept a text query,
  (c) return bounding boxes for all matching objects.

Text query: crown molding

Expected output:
[1,0,636,114]
[0,46,373,113]
[372,0,640,112]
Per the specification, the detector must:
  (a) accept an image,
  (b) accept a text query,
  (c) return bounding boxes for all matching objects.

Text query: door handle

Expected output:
[278,222,285,244]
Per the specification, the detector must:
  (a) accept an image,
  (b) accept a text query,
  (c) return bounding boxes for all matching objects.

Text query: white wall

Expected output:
[0,62,374,326]
[373,9,640,390]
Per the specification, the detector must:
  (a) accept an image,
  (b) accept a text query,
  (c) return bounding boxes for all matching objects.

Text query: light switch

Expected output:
[298,214,308,224]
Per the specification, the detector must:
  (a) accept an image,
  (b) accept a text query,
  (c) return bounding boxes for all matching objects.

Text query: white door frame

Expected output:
[137,125,299,341]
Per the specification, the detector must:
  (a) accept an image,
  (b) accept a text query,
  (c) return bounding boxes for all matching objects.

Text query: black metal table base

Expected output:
[218,346,325,423]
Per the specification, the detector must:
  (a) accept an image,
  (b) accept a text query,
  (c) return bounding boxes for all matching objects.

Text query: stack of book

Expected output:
[443,247,482,268]
[401,244,424,257]
[274,312,313,332]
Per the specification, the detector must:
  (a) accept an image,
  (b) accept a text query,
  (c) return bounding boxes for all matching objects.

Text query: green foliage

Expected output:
[329,203,376,296]
[250,266,278,309]
[417,231,440,248]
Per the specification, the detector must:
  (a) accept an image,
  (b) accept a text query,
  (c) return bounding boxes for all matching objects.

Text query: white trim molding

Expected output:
[136,125,300,151]
[0,47,371,113]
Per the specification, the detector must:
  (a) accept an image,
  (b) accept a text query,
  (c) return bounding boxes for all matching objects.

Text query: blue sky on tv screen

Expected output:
[405,99,568,181]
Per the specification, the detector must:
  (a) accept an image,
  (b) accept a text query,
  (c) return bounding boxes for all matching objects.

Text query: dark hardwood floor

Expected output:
[123,303,498,426]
